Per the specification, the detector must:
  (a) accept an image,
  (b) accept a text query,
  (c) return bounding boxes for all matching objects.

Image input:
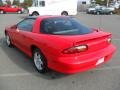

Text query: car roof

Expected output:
[25,15,69,20]
[25,16,37,19]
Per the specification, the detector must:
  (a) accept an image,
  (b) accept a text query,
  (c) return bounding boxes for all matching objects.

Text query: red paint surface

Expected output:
[5,16,116,74]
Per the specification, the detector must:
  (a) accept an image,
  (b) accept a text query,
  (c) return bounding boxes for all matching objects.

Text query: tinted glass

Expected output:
[40,17,93,35]
[82,1,86,4]
[17,19,35,32]
[39,1,45,7]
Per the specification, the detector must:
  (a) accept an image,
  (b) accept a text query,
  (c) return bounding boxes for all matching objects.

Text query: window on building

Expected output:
[39,1,45,7]
[82,1,86,4]
[34,1,38,7]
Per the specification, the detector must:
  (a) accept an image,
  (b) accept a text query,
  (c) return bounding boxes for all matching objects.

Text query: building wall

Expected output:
[77,0,91,12]
[78,0,91,5]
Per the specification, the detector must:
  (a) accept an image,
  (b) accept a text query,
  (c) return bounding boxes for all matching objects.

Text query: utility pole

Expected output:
[107,0,109,7]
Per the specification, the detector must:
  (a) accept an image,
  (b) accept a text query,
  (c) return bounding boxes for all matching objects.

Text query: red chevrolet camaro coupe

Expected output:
[5,16,116,74]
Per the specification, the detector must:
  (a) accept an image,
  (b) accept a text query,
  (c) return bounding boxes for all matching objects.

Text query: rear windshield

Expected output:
[40,17,93,35]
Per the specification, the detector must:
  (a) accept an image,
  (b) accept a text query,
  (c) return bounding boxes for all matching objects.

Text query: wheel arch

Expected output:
[0,9,5,13]
[31,45,38,53]
[31,45,44,57]
[5,30,9,36]
[32,11,39,15]
[0,9,4,11]
[30,44,48,64]
[5,30,7,35]
[61,11,68,15]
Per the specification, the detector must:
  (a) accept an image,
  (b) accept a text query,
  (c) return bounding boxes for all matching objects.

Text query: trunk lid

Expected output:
[57,31,111,54]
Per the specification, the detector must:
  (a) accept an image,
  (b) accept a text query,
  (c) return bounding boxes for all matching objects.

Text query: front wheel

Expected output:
[61,11,68,16]
[5,34,13,47]
[17,10,22,14]
[33,48,48,73]
[32,12,39,16]
[96,12,100,15]
[109,12,113,15]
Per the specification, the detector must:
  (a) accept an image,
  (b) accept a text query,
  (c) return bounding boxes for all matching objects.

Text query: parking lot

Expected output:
[0,13,120,90]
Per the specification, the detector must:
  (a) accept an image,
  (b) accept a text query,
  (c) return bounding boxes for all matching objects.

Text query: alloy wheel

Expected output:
[33,50,44,71]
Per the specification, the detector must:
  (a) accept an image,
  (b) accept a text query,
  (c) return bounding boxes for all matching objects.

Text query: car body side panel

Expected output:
[5,16,116,74]
[0,6,21,12]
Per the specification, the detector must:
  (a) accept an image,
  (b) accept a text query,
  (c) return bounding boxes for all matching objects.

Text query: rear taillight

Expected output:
[63,45,88,54]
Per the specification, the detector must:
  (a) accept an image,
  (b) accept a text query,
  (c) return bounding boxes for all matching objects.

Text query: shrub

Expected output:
[115,9,120,15]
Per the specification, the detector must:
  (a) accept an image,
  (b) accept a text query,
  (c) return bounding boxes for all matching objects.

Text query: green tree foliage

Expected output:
[12,0,32,9]
[21,0,32,9]
[6,0,11,5]
[0,2,3,6]
[95,0,112,5]
[13,0,19,6]
[0,0,3,6]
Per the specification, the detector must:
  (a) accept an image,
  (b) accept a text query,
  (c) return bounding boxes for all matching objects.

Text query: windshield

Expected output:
[40,17,93,35]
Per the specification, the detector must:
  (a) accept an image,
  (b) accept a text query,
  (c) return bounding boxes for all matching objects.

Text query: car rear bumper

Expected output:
[48,44,116,74]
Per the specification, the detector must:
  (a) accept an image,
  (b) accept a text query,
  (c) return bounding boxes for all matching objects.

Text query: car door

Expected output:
[101,6,107,14]
[5,6,13,12]
[15,18,35,54]
[10,6,18,12]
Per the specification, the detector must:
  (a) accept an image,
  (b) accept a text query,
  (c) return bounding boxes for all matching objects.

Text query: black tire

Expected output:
[33,48,48,73]
[86,12,90,14]
[17,10,22,14]
[5,34,13,47]
[32,12,39,16]
[61,11,68,16]
[109,11,113,15]
[0,10,4,14]
[96,12,100,15]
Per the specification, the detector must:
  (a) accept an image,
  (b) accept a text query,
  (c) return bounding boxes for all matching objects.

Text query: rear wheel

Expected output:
[61,11,68,16]
[33,48,48,73]
[0,10,4,14]
[5,34,13,47]
[17,10,22,14]
[32,12,39,16]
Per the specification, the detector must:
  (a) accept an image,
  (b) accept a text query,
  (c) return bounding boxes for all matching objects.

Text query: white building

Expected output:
[78,0,91,5]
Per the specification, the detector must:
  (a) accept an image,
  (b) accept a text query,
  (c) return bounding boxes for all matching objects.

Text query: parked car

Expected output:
[93,6,115,15]
[5,16,116,74]
[110,2,120,9]
[86,4,101,14]
[0,5,24,14]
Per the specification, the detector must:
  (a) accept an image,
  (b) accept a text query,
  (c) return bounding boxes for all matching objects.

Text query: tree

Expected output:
[12,0,32,9]
[22,0,32,9]
[13,0,19,6]
[6,0,11,5]
[0,0,3,6]
[96,0,112,6]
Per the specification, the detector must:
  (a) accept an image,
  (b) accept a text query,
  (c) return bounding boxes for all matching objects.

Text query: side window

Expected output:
[41,20,54,34]
[39,1,45,7]
[17,19,35,32]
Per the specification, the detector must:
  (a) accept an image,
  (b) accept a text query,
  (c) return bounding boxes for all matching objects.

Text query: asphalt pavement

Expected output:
[0,13,120,90]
